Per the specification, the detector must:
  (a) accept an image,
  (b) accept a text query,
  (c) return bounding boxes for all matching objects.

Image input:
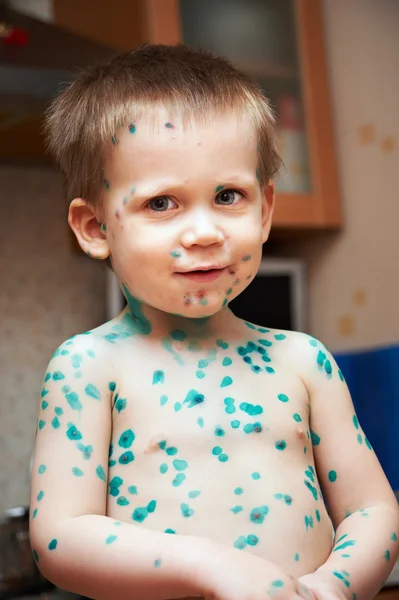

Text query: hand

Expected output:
[298,571,348,600]
[198,541,317,600]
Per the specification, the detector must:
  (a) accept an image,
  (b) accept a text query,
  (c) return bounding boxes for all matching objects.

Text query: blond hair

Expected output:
[45,43,281,206]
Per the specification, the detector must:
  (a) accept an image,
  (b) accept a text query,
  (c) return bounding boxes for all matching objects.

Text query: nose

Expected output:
[180,209,225,248]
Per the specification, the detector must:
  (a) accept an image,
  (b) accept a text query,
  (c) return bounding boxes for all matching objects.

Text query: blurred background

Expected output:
[0,0,398,597]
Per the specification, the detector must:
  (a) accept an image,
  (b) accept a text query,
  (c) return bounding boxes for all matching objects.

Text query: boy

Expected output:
[30,44,398,600]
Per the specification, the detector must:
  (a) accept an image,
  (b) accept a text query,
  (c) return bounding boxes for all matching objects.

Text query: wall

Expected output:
[0,167,106,513]
[293,0,399,353]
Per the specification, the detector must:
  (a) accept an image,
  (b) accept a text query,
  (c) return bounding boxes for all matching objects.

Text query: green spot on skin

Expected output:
[234,487,244,495]
[164,528,176,534]
[128,123,136,134]
[215,185,224,193]
[242,255,251,262]
[72,467,84,477]
[77,443,93,460]
[65,390,82,411]
[54,407,63,416]
[44,372,51,382]
[304,480,318,501]
[160,463,168,474]
[174,401,182,411]
[250,505,269,524]
[184,389,204,408]
[165,122,174,128]
[231,420,240,428]
[231,505,243,514]
[85,383,101,400]
[275,440,287,451]
[391,532,398,542]
[272,580,284,588]
[38,464,46,474]
[251,472,261,480]
[222,357,232,366]
[128,485,137,494]
[166,446,177,456]
[180,503,194,517]
[197,417,204,428]
[115,398,127,412]
[41,388,49,398]
[277,393,289,403]
[32,508,38,519]
[48,539,58,550]
[52,371,65,380]
[51,416,60,429]
[293,413,302,422]
[234,535,247,549]
[152,370,165,384]
[188,490,201,499]
[172,473,186,487]
[41,400,48,410]
[218,453,229,462]
[38,420,46,430]
[212,446,222,455]
[196,370,205,379]
[160,394,168,406]
[239,402,263,416]
[154,559,162,568]
[353,415,359,429]
[71,354,83,369]
[109,381,116,392]
[96,465,106,481]
[119,451,134,465]
[310,429,321,446]
[294,552,300,561]
[173,459,188,471]
[332,571,351,588]
[315,509,321,522]
[334,540,356,552]
[384,550,391,562]
[119,429,135,448]
[32,549,39,562]
[247,534,259,546]
[215,426,225,437]
[37,490,44,501]
[106,534,117,545]
[304,515,314,531]
[132,507,148,523]
[221,376,232,388]
[147,500,156,513]
[328,470,337,482]
[243,422,262,434]
[357,433,363,444]
[171,329,186,341]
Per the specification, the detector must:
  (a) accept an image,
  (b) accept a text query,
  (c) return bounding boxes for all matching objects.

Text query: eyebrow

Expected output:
[134,176,257,198]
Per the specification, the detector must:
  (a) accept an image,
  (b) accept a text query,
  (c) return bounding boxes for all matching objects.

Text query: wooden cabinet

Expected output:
[53,0,342,230]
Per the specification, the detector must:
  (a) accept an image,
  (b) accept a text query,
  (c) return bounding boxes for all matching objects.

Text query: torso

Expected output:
[98,313,333,578]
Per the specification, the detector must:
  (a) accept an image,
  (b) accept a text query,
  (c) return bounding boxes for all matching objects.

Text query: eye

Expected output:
[147,196,176,212]
[215,189,243,206]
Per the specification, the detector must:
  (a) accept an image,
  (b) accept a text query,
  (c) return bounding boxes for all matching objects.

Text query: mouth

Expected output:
[176,267,227,283]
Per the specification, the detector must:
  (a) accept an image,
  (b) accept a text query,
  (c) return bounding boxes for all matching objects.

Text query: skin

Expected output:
[30,110,399,600]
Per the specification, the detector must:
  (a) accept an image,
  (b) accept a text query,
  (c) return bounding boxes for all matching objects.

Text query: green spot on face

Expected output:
[272,580,284,588]
[242,255,251,262]
[328,470,337,482]
[215,185,224,193]
[72,467,84,477]
[152,370,165,384]
[85,383,101,400]
[154,559,162,568]
[221,376,232,388]
[294,552,300,561]
[165,122,174,128]
[128,123,136,134]
[171,329,186,341]
[251,472,261,480]
[105,534,117,545]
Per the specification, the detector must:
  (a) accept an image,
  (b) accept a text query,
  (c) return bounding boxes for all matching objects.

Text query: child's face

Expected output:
[101,109,274,319]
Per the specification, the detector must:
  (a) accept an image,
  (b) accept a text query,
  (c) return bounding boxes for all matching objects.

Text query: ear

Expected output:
[261,181,275,244]
[68,198,110,259]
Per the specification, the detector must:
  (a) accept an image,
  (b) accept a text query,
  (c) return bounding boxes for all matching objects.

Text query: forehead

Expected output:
[106,108,258,183]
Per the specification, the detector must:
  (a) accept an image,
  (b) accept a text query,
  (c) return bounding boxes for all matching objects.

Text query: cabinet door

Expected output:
[144,0,342,229]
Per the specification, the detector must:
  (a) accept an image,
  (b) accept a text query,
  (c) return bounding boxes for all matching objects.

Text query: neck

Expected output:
[118,283,241,345]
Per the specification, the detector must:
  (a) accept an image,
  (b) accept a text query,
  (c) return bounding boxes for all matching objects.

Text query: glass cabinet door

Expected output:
[178,0,311,194]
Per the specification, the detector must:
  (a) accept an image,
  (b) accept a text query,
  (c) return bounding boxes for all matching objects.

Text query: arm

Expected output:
[296,336,399,600]
[30,335,205,600]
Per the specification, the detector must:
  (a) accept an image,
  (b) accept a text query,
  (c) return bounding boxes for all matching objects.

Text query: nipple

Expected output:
[296,426,306,439]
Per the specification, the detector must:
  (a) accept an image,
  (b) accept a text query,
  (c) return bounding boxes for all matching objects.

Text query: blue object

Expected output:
[335,345,399,492]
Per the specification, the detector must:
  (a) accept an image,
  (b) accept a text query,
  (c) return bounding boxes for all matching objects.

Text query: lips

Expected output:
[177,267,226,283]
